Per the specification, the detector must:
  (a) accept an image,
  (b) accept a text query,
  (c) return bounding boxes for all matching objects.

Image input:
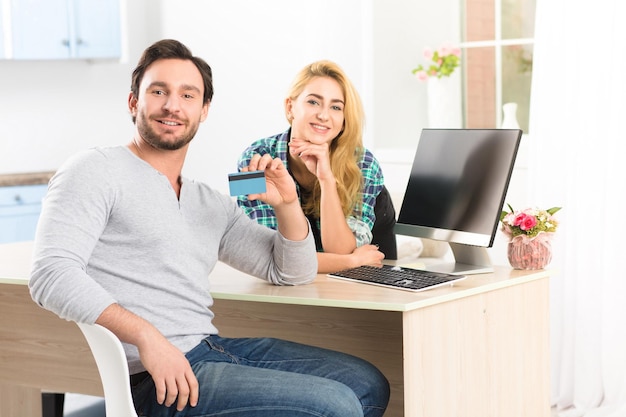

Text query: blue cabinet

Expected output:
[0,184,47,243]
[8,0,121,60]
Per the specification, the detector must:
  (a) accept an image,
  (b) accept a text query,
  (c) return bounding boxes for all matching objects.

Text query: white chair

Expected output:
[77,322,139,417]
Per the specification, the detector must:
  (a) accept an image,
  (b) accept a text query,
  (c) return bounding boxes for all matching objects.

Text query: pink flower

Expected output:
[414,70,429,82]
[514,213,537,231]
[500,205,561,239]
[438,42,459,57]
[412,43,462,81]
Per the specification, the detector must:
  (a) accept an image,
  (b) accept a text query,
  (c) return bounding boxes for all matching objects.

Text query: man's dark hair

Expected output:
[130,39,214,105]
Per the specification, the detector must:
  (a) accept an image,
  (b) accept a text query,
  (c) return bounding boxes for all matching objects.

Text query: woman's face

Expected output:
[286,76,345,144]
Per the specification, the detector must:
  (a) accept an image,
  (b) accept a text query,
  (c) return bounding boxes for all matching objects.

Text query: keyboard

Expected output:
[328,264,466,292]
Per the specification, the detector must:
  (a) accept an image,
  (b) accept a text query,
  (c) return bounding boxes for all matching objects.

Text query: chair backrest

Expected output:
[77,322,138,417]
[371,185,398,260]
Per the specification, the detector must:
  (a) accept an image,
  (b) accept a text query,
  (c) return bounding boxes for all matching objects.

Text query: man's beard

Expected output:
[136,110,199,151]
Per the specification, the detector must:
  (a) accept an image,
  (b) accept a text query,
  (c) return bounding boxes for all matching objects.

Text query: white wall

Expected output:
[155,0,374,189]
[0,0,377,194]
[372,0,461,150]
[0,0,460,189]
[0,0,158,175]
[0,0,518,264]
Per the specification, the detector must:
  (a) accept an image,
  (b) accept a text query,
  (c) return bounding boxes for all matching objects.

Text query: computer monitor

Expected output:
[394,128,522,275]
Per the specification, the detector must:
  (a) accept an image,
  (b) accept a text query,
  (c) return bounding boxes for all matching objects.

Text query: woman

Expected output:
[237,60,396,273]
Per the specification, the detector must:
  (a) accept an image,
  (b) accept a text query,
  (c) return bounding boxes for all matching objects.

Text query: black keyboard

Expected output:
[328,264,466,292]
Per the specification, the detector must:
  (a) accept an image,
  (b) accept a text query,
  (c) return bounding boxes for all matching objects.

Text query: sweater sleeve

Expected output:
[215,191,317,285]
[29,150,117,324]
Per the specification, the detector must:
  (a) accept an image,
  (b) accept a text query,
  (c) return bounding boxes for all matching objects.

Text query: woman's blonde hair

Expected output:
[285,60,365,218]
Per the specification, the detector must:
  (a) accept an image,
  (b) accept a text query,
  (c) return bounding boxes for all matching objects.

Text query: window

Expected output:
[461,0,536,133]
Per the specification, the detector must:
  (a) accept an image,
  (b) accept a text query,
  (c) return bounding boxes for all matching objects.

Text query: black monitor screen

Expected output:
[396,128,522,249]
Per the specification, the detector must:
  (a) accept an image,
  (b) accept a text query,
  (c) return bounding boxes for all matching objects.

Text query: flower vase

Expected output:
[507,233,553,270]
[427,72,462,128]
[501,102,521,129]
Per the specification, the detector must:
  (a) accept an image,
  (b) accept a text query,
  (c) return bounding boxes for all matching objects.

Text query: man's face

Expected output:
[130,58,209,151]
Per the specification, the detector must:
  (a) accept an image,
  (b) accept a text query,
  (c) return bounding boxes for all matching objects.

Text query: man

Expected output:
[29,39,389,417]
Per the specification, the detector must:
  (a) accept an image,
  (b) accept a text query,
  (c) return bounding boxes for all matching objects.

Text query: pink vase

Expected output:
[507,233,553,270]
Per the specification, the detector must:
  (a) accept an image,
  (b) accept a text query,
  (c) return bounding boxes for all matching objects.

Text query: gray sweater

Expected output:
[29,146,317,373]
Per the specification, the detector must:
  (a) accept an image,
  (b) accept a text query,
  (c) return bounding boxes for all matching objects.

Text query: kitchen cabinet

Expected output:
[7,0,121,60]
[0,184,47,244]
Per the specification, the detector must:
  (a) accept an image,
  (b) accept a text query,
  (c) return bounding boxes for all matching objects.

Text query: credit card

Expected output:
[228,170,266,196]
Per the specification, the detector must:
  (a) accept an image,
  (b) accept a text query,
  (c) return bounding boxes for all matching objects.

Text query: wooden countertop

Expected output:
[1,241,550,313]
[0,171,55,187]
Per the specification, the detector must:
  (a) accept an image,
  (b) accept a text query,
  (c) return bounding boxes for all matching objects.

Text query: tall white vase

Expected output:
[427,72,462,128]
[501,102,521,129]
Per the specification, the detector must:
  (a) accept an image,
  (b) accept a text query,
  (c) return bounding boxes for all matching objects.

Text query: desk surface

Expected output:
[0,241,551,417]
[0,241,548,312]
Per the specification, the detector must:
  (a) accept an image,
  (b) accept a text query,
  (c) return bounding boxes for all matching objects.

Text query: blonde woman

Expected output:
[237,60,396,273]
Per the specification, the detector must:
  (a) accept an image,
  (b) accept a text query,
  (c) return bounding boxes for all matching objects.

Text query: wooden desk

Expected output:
[0,241,550,417]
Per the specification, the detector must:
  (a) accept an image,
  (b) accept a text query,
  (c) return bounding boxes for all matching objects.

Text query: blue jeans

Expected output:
[131,335,389,417]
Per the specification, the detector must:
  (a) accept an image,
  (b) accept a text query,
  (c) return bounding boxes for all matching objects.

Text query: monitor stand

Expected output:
[423,242,493,275]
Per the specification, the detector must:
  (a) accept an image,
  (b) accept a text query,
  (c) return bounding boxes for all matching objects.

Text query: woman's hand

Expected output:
[349,244,385,268]
[288,137,334,182]
[316,244,385,273]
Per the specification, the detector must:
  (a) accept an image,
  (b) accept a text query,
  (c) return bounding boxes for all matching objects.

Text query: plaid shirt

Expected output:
[236,129,384,249]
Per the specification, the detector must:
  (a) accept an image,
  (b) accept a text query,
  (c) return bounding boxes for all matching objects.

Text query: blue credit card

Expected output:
[228,170,266,196]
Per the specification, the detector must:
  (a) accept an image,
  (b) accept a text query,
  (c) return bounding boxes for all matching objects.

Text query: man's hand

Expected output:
[242,153,309,241]
[96,304,199,411]
[243,153,298,207]
[138,333,199,411]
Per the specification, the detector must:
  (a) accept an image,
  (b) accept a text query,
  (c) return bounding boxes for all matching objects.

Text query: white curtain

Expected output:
[529,1,626,416]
